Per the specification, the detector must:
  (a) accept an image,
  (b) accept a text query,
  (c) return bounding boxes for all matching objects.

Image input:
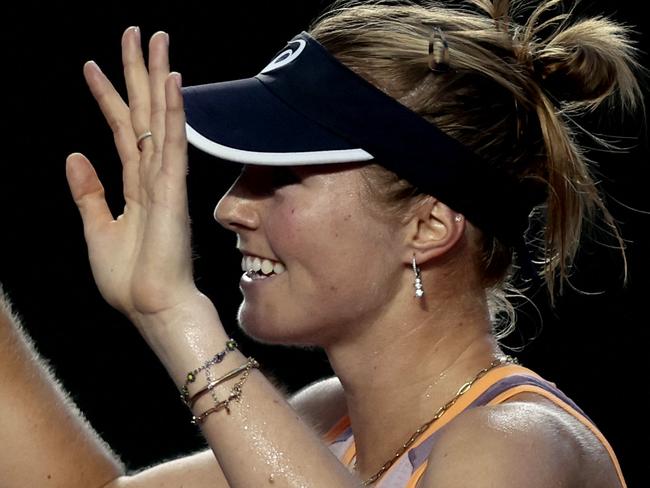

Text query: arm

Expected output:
[110,377,344,488]
[65,26,362,487]
[109,450,225,488]
[126,296,359,488]
[0,287,124,487]
[1,286,341,488]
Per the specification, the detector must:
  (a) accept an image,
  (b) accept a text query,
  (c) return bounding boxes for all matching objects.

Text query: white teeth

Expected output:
[261,259,274,274]
[244,256,256,271]
[241,255,286,276]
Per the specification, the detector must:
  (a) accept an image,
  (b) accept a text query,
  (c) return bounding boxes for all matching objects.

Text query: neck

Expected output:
[324,288,503,480]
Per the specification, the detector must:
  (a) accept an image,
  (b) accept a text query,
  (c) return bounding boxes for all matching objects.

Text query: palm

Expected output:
[66,28,196,321]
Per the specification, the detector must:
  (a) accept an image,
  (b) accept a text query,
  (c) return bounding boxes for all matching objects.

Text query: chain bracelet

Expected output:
[191,357,259,424]
[180,338,238,403]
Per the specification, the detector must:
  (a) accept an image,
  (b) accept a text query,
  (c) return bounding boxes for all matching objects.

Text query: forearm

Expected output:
[133,292,360,488]
[0,287,124,487]
[107,449,230,488]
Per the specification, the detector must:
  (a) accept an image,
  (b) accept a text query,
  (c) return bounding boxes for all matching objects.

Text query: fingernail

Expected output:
[86,60,103,75]
[132,26,140,42]
[156,31,169,45]
[172,72,182,89]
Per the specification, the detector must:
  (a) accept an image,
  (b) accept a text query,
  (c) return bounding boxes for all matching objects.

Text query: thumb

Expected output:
[65,153,114,228]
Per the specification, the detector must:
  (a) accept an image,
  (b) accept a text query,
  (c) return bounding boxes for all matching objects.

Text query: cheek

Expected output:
[268,199,391,292]
[268,199,356,255]
[265,204,302,252]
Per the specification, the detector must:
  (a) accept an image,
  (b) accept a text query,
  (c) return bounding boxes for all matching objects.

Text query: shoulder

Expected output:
[288,375,348,436]
[418,394,622,488]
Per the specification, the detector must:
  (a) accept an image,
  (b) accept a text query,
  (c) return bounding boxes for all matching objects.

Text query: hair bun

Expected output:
[530,17,639,108]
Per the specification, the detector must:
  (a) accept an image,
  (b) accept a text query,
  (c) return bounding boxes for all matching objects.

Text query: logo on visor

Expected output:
[260,39,306,74]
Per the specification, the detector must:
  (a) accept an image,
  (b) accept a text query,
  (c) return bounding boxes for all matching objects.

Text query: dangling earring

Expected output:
[412,254,424,298]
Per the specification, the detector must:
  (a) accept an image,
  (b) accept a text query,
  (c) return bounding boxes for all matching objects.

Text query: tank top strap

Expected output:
[322,363,534,479]
[479,373,627,488]
[322,364,627,488]
[323,413,355,464]
[405,364,627,488]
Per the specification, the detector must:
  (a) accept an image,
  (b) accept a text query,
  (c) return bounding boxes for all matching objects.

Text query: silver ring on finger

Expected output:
[136,131,153,151]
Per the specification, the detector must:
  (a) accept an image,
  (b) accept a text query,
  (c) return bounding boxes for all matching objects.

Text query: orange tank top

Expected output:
[322,364,627,488]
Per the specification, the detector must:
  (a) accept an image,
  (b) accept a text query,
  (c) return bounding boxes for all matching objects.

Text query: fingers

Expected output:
[148,31,171,160]
[81,27,177,214]
[121,27,152,152]
[83,61,141,204]
[161,72,189,210]
[66,153,114,229]
[122,27,171,191]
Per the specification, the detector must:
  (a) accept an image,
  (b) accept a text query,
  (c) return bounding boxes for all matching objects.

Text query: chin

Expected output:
[236,303,323,347]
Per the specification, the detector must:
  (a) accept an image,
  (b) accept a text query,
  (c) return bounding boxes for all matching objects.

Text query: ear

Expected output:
[402,197,465,265]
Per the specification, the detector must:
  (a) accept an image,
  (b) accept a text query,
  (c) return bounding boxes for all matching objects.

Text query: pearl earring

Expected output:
[412,254,424,298]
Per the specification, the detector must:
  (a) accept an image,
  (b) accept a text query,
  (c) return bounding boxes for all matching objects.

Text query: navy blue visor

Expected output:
[182,31,544,246]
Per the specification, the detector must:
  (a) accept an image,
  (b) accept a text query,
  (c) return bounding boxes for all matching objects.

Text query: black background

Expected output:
[0,1,648,486]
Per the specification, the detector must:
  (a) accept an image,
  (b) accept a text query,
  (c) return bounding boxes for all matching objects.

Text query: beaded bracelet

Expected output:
[187,357,259,408]
[191,357,259,424]
[180,338,238,404]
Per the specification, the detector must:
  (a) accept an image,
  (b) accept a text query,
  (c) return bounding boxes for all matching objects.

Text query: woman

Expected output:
[0,0,642,486]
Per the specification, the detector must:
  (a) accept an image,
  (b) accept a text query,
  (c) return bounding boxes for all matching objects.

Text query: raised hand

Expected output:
[66,27,198,324]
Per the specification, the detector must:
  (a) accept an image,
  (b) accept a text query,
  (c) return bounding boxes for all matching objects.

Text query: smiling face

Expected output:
[214,163,406,347]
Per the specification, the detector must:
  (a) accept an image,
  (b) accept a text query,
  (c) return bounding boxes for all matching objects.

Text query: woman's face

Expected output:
[214,163,404,346]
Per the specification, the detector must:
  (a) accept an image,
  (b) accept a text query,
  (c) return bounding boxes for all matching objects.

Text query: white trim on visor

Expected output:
[185,123,374,166]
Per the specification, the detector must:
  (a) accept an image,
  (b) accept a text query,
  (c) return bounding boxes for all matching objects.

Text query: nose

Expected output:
[214,171,262,231]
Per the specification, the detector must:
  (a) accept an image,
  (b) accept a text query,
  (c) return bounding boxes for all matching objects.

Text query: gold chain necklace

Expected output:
[354,355,517,486]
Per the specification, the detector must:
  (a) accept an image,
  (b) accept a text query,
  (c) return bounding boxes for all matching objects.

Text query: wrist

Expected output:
[126,284,210,326]
[129,291,234,384]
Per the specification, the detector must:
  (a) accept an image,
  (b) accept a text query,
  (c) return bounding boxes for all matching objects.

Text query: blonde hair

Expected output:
[309,0,643,339]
